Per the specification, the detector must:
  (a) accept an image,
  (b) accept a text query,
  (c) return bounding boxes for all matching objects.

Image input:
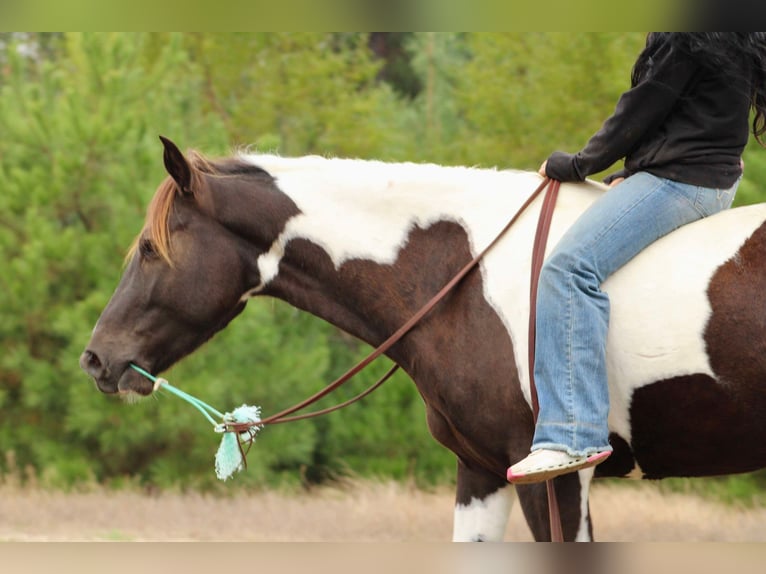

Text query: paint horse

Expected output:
[81,138,766,541]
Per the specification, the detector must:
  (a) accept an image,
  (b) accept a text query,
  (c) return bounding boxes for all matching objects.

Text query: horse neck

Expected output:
[240,155,601,356]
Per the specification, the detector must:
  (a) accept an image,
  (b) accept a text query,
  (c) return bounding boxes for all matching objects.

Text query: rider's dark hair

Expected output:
[632,33,766,146]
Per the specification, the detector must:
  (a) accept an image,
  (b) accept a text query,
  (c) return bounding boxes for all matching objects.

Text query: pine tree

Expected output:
[182,32,410,159]
[0,33,229,485]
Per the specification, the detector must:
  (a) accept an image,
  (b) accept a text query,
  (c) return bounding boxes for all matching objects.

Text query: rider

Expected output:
[508,33,766,484]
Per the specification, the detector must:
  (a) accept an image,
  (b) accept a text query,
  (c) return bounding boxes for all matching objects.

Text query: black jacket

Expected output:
[546,39,751,188]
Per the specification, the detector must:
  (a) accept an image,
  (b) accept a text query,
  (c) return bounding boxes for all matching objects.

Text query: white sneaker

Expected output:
[506,449,610,484]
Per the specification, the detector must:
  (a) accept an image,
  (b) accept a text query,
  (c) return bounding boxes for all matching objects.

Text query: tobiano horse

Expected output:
[81,137,766,541]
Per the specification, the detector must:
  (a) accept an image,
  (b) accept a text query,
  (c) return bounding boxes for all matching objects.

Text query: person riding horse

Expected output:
[509,32,766,483]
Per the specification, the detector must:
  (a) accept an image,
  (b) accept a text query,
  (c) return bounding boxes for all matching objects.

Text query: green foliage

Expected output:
[3,33,766,502]
[447,33,647,173]
[182,32,411,159]
[0,32,229,487]
[734,136,766,207]
[655,470,766,508]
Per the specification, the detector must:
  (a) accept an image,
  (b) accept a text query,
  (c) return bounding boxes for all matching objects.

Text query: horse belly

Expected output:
[602,204,766,478]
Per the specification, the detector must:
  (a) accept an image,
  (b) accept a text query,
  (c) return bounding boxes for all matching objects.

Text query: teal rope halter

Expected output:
[130,364,262,480]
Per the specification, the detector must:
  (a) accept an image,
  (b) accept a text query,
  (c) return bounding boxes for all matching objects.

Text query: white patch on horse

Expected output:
[452,487,514,542]
[601,205,766,443]
[240,154,766,450]
[244,154,488,267]
[250,233,287,294]
[241,154,554,404]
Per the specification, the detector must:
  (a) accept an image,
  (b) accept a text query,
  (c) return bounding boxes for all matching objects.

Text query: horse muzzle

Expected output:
[79,349,154,396]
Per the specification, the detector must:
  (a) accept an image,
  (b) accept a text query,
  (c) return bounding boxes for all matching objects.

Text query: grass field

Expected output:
[2,479,766,542]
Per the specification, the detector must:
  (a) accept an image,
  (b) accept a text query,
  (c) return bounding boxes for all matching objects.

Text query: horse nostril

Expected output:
[80,350,104,377]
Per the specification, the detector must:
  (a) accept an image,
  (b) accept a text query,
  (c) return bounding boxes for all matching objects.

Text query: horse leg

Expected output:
[515,468,595,541]
[452,459,515,541]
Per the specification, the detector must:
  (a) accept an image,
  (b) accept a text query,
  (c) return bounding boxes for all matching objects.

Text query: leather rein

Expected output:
[226,176,564,540]
[224,177,559,432]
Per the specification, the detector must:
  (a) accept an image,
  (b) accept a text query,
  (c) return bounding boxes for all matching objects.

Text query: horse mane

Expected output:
[127,150,270,265]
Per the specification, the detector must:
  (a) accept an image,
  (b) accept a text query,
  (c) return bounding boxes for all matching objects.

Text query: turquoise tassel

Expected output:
[129,365,263,481]
[215,432,244,480]
[214,404,263,481]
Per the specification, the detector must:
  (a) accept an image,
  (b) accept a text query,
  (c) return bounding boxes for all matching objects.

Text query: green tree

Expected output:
[0,32,229,486]
[735,137,766,206]
[397,32,469,163]
[5,32,765,497]
[183,32,411,159]
[451,32,646,173]
[0,32,450,490]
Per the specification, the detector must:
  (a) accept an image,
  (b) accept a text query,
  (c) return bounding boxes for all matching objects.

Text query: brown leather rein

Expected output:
[227,176,564,540]
[528,178,564,542]
[225,177,558,432]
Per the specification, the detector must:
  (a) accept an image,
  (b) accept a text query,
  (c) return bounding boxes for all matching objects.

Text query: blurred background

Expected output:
[1,32,765,502]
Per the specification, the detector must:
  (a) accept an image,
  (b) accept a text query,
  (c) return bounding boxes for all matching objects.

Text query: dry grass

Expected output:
[1,479,765,541]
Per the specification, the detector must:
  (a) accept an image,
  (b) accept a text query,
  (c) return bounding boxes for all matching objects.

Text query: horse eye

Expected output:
[139,238,157,259]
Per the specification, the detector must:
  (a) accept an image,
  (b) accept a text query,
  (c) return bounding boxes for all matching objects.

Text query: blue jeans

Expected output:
[532,172,738,456]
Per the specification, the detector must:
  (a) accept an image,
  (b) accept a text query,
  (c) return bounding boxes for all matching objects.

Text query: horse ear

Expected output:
[159,135,193,195]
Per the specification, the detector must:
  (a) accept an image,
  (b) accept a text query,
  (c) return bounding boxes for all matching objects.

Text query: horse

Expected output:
[80,137,766,541]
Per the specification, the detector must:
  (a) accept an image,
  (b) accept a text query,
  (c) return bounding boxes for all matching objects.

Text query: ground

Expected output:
[1,480,765,541]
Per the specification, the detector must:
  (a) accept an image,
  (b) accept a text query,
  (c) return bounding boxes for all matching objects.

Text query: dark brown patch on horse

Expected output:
[595,433,636,477]
[706,221,766,388]
[629,373,766,478]
[265,217,576,537]
[265,220,536,478]
[263,217,582,538]
[624,221,766,479]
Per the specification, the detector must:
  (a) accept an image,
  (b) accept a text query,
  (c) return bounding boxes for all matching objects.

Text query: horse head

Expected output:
[79,137,285,397]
